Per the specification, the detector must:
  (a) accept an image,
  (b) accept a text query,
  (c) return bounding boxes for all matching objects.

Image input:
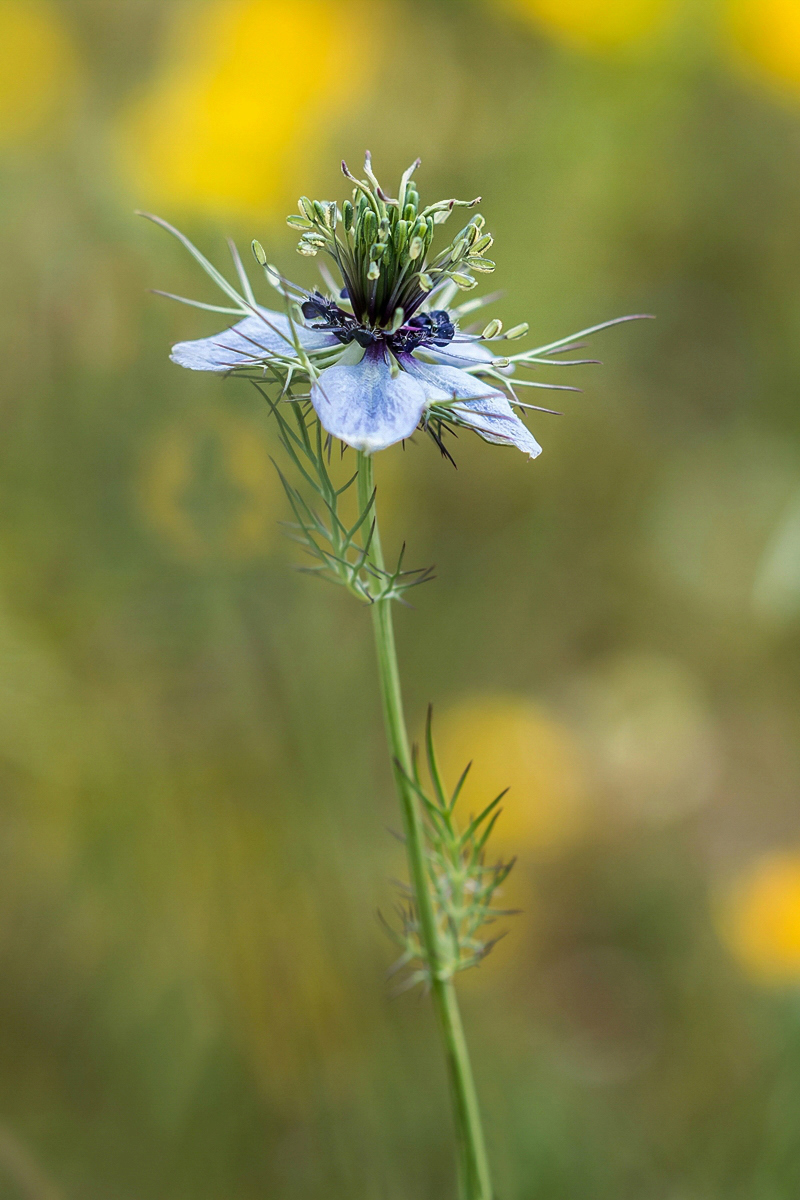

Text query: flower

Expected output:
[144,155,648,457]
[119,0,375,220]
[0,0,79,149]
[716,852,800,983]
[496,0,673,54]
[726,0,800,97]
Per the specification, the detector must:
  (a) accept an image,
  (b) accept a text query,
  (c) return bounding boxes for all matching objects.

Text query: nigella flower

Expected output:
[142,155,649,459]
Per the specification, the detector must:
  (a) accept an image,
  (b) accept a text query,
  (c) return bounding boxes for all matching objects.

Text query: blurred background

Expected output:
[4,0,800,1196]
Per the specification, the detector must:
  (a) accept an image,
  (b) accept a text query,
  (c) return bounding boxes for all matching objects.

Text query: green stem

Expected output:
[357,451,492,1200]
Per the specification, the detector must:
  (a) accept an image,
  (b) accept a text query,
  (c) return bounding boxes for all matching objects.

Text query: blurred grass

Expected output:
[3,0,800,1197]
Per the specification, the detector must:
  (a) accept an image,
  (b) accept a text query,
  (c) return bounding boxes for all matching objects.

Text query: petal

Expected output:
[418,337,515,376]
[421,338,496,368]
[311,344,427,453]
[170,306,339,372]
[399,356,542,459]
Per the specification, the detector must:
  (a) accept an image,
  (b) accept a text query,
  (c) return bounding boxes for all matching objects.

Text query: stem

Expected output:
[357,451,492,1200]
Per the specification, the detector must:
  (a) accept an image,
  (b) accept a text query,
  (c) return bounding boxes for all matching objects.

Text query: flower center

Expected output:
[302,292,456,355]
[287,153,496,331]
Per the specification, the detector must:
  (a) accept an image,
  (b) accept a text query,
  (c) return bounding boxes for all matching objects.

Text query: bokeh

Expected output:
[3,0,800,1197]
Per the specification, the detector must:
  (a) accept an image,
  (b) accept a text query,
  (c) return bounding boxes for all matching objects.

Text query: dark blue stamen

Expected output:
[301,292,456,355]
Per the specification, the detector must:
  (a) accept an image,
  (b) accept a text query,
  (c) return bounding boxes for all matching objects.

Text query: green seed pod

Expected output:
[473,233,494,254]
[467,257,496,273]
[403,203,417,222]
[393,219,408,255]
[313,200,327,224]
[299,196,315,221]
[370,242,386,261]
[505,322,529,340]
[362,209,378,244]
[251,239,267,266]
[482,318,503,339]
[452,272,477,290]
[286,215,314,229]
[343,199,354,231]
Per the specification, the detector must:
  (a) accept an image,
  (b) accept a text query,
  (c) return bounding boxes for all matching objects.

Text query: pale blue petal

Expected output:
[399,355,542,459]
[421,339,495,367]
[170,306,339,372]
[311,344,427,453]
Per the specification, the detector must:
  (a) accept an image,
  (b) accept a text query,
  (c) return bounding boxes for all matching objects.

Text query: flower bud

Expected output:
[343,200,354,231]
[409,236,424,260]
[367,260,381,280]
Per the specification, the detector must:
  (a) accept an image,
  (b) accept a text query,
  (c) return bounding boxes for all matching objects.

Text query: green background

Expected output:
[3,1,800,1197]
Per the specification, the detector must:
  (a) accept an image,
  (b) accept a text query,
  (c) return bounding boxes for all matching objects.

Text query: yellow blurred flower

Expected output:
[718,852,800,983]
[120,0,375,220]
[137,409,281,562]
[497,0,673,53]
[0,0,79,147]
[726,0,800,94]
[433,695,587,857]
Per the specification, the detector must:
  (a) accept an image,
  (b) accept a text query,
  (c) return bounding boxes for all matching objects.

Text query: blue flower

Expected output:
[144,156,648,460]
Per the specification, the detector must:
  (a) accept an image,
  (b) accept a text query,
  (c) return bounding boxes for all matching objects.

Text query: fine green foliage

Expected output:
[254,383,434,603]
[383,707,516,991]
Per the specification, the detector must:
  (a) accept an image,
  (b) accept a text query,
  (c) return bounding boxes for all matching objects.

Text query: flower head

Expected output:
[143,155,649,458]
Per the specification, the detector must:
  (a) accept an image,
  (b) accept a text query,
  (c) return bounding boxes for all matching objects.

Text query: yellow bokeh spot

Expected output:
[0,0,78,147]
[726,0,800,94]
[120,0,375,219]
[499,0,672,52]
[433,695,586,857]
[138,409,281,562]
[718,852,800,983]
